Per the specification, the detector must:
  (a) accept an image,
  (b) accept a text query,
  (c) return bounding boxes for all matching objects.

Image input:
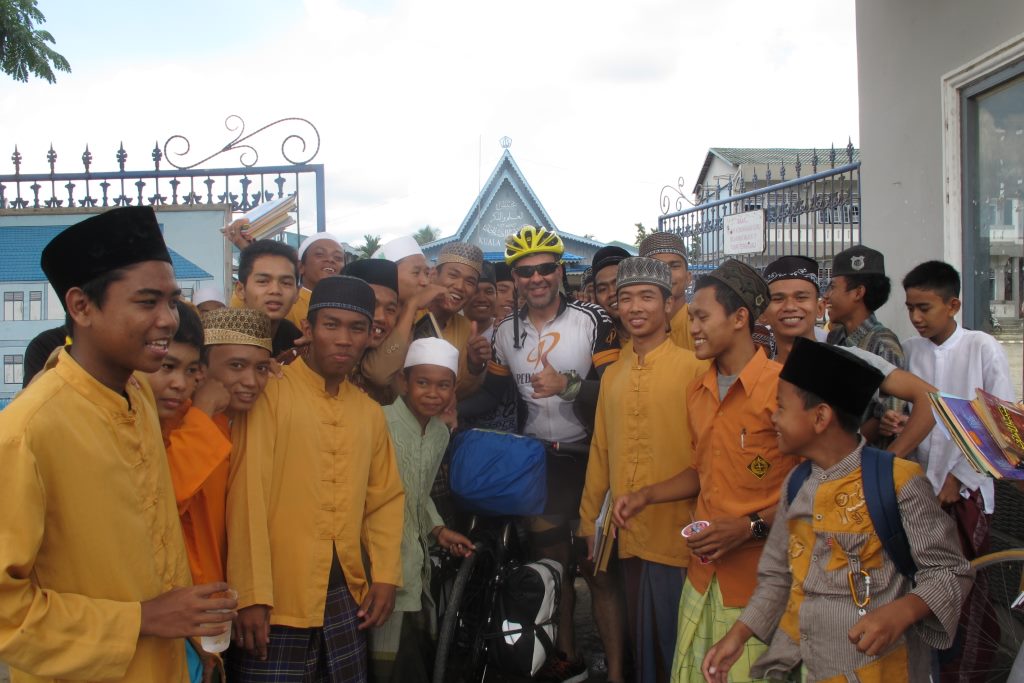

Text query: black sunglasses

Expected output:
[513,262,559,278]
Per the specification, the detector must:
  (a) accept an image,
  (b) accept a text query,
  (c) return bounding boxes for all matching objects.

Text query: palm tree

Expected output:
[357,234,382,259]
[0,0,70,83]
[414,225,440,245]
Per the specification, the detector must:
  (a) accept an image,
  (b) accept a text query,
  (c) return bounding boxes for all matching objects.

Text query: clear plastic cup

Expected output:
[200,588,237,654]
[681,520,712,564]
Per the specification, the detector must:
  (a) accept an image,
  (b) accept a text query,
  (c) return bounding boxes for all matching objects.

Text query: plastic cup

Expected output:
[681,520,712,564]
[200,588,237,654]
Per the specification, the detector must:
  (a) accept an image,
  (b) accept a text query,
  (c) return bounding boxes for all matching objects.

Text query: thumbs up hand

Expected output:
[530,353,568,399]
[466,320,492,375]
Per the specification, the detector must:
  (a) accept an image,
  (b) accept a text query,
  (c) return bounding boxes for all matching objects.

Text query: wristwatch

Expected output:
[749,513,769,540]
[558,369,582,401]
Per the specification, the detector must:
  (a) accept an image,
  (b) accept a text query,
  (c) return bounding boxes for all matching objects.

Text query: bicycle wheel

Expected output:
[954,549,1024,681]
[433,545,493,683]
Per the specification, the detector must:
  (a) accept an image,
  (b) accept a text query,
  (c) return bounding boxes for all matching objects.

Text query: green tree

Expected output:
[0,0,70,83]
[634,222,647,247]
[413,225,439,245]
[686,233,702,267]
[357,234,382,259]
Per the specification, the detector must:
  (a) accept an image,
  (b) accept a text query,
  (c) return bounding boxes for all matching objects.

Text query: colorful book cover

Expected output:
[932,393,1024,480]
[973,388,1024,466]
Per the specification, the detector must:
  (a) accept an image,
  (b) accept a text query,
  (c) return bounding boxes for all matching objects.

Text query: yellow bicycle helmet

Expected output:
[504,225,564,265]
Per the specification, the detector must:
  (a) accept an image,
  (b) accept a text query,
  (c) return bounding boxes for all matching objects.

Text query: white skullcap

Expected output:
[378,235,423,263]
[298,232,345,260]
[193,285,226,306]
[404,337,459,375]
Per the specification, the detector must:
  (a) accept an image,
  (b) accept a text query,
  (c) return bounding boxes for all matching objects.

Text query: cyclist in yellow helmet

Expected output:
[504,224,565,265]
[461,224,625,683]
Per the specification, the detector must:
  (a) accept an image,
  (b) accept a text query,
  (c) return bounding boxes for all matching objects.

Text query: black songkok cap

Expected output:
[832,245,885,277]
[781,336,885,418]
[763,255,821,290]
[592,245,631,276]
[41,206,172,310]
[309,275,376,323]
[493,262,513,283]
[703,258,770,320]
[478,261,496,285]
[344,259,399,295]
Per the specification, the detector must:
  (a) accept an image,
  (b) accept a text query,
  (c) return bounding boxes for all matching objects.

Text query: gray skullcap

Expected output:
[639,232,687,263]
[703,258,770,319]
[832,245,885,277]
[437,242,484,275]
[616,257,672,295]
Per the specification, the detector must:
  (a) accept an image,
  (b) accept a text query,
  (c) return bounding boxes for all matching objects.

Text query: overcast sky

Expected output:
[2,0,860,245]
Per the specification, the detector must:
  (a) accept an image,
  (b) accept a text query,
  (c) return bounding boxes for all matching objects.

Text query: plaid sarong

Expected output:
[229,556,367,682]
[670,576,769,683]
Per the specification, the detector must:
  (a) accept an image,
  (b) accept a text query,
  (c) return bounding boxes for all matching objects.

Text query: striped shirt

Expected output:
[740,440,973,681]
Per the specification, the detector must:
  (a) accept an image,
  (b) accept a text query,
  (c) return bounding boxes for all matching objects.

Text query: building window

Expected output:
[4,292,24,321]
[962,62,1024,331]
[4,355,23,385]
[180,287,194,302]
[29,290,42,321]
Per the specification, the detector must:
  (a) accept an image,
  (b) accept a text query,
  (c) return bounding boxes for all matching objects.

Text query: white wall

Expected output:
[856,0,1024,339]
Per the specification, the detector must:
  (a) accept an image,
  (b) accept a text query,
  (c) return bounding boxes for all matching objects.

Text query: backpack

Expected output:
[449,429,547,516]
[490,559,562,676]
[785,446,917,583]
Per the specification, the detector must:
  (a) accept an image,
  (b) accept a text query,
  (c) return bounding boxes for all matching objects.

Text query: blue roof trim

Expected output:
[482,251,583,263]
[425,149,606,251]
[0,225,213,282]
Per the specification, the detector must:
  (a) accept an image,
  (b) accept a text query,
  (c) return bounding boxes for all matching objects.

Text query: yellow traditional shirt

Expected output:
[285,287,312,327]
[669,303,695,351]
[433,311,484,399]
[226,357,405,627]
[579,338,708,566]
[0,350,191,682]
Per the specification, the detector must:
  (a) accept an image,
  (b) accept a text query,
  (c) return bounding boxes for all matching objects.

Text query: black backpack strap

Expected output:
[861,447,918,584]
[786,460,813,506]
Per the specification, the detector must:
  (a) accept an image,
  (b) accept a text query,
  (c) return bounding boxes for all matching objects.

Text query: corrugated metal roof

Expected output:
[0,225,213,282]
[709,147,860,166]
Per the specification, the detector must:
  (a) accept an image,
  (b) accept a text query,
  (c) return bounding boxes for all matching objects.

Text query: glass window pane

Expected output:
[967,71,1024,399]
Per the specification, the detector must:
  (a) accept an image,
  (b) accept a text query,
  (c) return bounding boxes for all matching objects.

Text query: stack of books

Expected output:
[241,194,297,240]
[929,389,1024,480]
[593,492,616,575]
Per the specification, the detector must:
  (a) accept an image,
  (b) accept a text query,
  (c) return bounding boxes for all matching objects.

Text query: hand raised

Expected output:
[529,353,567,399]
[192,377,231,417]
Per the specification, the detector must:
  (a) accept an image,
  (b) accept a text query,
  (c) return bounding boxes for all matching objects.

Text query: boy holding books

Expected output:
[902,260,1013,677]
[703,337,972,682]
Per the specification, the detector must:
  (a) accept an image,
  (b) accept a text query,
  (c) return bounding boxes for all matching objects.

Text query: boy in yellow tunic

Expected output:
[638,232,696,351]
[703,338,972,682]
[227,275,406,682]
[579,257,707,683]
[0,206,236,682]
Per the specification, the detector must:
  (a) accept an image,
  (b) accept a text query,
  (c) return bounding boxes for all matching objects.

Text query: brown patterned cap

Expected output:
[616,257,672,295]
[201,308,273,353]
[639,232,687,263]
[704,258,769,320]
[437,242,484,275]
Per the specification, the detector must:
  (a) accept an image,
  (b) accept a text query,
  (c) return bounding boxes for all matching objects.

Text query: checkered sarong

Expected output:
[229,557,367,682]
[670,576,769,683]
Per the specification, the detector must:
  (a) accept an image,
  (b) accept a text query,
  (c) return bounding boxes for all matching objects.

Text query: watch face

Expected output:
[752,520,768,539]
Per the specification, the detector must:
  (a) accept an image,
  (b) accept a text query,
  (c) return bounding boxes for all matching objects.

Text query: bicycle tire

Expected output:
[433,548,481,683]
[954,548,1024,682]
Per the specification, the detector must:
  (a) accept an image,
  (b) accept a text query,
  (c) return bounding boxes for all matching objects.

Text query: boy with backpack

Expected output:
[702,337,972,682]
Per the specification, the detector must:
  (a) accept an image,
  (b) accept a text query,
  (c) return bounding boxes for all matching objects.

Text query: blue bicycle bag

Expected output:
[450,429,547,516]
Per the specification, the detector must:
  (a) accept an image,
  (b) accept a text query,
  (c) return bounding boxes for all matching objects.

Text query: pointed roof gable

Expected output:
[423,149,606,259]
